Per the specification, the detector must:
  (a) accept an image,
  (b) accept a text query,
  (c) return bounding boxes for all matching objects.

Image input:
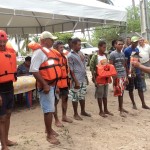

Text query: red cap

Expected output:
[0,30,8,41]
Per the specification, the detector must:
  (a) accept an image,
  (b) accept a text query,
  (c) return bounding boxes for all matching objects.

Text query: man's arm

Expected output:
[30,49,50,94]
[32,72,50,94]
[132,62,150,74]
[90,54,97,83]
[68,56,80,89]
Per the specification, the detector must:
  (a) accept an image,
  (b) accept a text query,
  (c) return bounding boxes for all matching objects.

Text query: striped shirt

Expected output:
[68,50,86,83]
[109,50,126,78]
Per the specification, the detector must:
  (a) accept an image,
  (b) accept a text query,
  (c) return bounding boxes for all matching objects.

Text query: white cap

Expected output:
[40,31,58,40]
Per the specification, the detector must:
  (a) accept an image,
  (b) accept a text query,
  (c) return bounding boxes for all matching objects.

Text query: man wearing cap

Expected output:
[124,36,149,110]
[138,37,150,92]
[30,31,60,145]
[0,30,17,150]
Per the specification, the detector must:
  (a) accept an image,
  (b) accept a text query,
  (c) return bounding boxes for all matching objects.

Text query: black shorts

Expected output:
[0,90,14,116]
[59,87,69,97]
[126,76,143,91]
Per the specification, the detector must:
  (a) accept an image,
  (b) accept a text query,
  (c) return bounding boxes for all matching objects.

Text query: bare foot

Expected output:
[74,115,83,120]
[121,108,128,113]
[51,129,59,137]
[99,112,107,118]
[133,104,137,110]
[118,108,129,114]
[62,117,73,123]
[120,112,127,118]
[7,140,18,146]
[55,120,64,127]
[47,135,60,145]
[104,111,114,116]
[81,112,91,117]
[2,147,9,150]
[142,105,150,109]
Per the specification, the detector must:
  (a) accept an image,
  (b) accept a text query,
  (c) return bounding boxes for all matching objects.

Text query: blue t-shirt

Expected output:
[124,46,141,75]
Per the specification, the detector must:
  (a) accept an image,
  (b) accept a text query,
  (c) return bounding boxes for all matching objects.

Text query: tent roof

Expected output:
[0,0,127,34]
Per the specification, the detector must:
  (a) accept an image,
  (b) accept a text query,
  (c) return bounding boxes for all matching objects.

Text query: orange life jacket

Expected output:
[96,64,116,85]
[57,51,69,88]
[0,44,17,83]
[28,42,62,86]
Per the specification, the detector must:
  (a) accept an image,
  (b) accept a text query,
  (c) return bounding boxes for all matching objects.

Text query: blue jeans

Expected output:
[38,86,55,113]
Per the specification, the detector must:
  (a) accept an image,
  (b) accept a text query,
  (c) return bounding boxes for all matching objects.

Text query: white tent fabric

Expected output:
[0,0,127,34]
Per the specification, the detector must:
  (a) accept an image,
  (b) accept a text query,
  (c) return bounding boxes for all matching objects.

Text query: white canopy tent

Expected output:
[0,0,127,35]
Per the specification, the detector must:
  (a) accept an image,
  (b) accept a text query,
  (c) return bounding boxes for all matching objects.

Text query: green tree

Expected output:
[126,6,141,33]
[91,26,122,48]
[54,32,73,44]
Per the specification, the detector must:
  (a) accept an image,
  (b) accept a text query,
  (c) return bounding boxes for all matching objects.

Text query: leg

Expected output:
[97,98,107,117]
[5,110,17,146]
[61,95,72,123]
[72,101,82,120]
[53,99,63,127]
[39,87,60,144]
[138,89,149,109]
[79,100,91,117]
[44,113,59,144]
[129,90,137,109]
[141,76,147,92]
[0,115,8,150]
[103,98,113,116]
[118,96,126,117]
[103,84,113,116]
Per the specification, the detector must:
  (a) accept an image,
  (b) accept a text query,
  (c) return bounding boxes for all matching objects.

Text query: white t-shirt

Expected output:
[138,44,150,64]
[29,49,47,72]
[97,55,107,65]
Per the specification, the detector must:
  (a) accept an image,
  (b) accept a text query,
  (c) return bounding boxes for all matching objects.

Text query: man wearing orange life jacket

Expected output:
[53,41,72,127]
[0,30,17,150]
[29,31,61,145]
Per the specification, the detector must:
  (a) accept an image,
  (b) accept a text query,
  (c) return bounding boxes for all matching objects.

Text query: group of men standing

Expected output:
[0,29,150,149]
[90,36,150,119]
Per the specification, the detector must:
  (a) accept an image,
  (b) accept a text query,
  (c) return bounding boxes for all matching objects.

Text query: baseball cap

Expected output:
[0,30,8,41]
[40,31,58,40]
[131,36,139,42]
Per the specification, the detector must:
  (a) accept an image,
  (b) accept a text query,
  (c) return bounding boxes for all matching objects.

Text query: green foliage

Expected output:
[126,6,141,33]
[91,26,122,48]
[54,32,73,44]
[91,1,150,48]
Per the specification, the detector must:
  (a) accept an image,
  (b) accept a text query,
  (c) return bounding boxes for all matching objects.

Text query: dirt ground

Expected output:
[8,72,150,150]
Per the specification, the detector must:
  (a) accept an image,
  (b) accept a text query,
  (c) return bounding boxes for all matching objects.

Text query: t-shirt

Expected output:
[124,46,140,75]
[29,49,47,72]
[109,50,126,78]
[68,50,86,83]
[138,44,150,64]
[17,63,32,76]
[97,55,107,65]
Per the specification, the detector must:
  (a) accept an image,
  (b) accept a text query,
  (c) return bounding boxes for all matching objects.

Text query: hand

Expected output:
[131,61,140,68]
[0,96,2,107]
[56,87,60,94]
[74,82,80,89]
[86,76,89,85]
[43,84,50,94]
[125,78,129,85]
[113,81,116,87]
[92,76,95,83]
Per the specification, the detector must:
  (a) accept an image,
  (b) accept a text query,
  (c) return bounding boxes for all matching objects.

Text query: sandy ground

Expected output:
[8,71,150,150]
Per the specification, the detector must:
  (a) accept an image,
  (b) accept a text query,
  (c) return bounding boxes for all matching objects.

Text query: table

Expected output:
[13,76,36,107]
[13,76,36,95]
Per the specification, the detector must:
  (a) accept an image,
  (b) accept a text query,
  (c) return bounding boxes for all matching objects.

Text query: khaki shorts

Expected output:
[95,84,108,99]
